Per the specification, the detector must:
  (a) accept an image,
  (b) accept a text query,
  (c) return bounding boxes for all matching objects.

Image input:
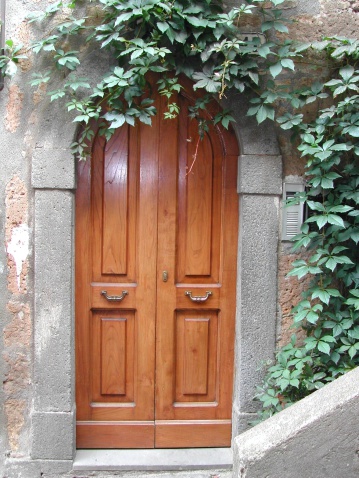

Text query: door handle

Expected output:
[185,291,213,303]
[101,290,128,302]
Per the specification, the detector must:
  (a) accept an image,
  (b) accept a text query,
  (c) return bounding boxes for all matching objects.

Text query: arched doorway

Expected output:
[75,77,239,448]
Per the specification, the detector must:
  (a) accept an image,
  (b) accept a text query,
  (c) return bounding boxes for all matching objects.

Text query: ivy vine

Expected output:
[1,0,358,421]
[255,39,359,421]
[0,0,298,156]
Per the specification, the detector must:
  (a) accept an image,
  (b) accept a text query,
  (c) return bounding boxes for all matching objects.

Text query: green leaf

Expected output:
[306,311,320,324]
[187,16,208,28]
[317,341,331,354]
[346,297,359,310]
[321,177,334,189]
[330,143,351,151]
[256,105,274,124]
[49,89,66,102]
[312,289,330,305]
[340,65,354,81]
[348,327,359,340]
[114,12,134,26]
[327,214,345,228]
[270,62,282,78]
[192,72,221,93]
[281,58,295,71]
[306,201,326,212]
[157,22,169,33]
[325,257,338,272]
[103,112,126,129]
[258,44,272,58]
[329,205,353,213]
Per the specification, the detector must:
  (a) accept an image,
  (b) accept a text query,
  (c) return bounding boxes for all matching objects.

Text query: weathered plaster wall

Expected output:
[4,176,31,458]
[1,0,45,472]
[1,17,34,477]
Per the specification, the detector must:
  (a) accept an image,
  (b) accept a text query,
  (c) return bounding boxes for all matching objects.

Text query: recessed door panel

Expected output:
[102,127,129,275]
[177,102,222,284]
[175,311,218,402]
[91,311,135,403]
[92,126,139,283]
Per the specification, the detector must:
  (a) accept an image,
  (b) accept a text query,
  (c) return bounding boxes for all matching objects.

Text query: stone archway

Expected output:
[30,91,282,465]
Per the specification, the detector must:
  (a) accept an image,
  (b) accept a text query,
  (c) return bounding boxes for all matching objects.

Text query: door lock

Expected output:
[162,271,168,282]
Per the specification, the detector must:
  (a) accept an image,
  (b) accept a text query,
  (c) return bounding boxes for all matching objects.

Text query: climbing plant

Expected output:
[0,0,297,156]
[1,0,358,421]
[254,38,359,420]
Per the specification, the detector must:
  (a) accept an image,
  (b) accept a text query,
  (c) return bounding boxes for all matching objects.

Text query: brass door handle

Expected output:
[185,291,213,303]
[101,290,128,302]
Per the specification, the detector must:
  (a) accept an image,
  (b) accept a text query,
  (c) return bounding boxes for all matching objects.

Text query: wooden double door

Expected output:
[75,81,239,448]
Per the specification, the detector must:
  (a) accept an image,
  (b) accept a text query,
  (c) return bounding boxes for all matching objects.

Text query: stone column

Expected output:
[229,102,282,436]
[31,112,77,461]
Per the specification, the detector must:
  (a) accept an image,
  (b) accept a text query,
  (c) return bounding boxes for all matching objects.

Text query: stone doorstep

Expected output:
[73,448,233,472]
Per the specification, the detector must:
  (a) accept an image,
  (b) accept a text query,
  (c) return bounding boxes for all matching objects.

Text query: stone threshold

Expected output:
[73,448,233,471]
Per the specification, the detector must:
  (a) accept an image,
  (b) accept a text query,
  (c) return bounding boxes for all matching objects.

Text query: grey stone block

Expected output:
[233,366,359,478]
[35,102,77,150]
[238,155,282,195]
[38,460,74,475]
[232,410,257,438]
[34,190,75,412]
[233,195,279,414]
[31,148,75,189]
[31,411,75,460]
[236,120,281,156]
[222,94,281,156]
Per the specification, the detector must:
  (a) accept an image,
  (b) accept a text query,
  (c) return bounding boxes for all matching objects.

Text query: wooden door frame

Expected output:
[30,90,282,462]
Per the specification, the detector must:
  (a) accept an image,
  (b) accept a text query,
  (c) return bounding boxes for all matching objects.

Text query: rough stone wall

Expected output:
[277,245,310,347]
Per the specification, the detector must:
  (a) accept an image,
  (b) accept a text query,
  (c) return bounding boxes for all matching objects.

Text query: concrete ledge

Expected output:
[74,448,232,471]
[233,366,359,478]
[4,459,73,478]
